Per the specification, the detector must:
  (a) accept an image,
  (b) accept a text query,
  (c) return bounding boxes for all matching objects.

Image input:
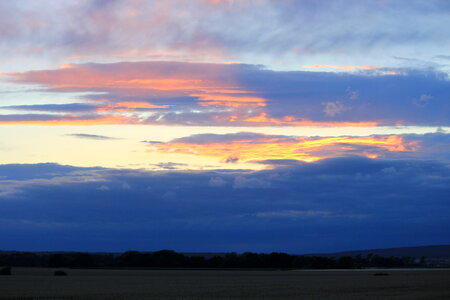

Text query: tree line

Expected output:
[0,250,425,269]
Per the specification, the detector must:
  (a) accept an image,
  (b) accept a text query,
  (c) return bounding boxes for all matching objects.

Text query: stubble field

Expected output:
[1,268,449,299]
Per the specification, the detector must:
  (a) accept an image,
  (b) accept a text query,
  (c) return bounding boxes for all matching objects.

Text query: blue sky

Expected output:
[0,0,449,253]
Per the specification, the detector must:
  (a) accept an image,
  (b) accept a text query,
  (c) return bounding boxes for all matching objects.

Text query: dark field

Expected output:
[1,268,449,299]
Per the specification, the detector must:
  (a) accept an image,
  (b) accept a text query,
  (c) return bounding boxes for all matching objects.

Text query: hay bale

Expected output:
[373,272,389,276]
[0,266,11,275]
[54,270,67,276]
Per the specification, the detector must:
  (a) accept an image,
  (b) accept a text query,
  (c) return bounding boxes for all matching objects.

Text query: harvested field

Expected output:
[1,268,449,299]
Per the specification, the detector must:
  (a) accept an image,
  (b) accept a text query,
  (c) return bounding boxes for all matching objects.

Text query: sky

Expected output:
[0,0,449,253]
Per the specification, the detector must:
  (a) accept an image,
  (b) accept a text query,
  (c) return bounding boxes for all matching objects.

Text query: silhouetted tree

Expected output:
[115,251,143,267]
[0,250,433,269]
[207,256,225,268]
[70,253,94,268]
[48,254,67,268]
[224,252,240,268]
[337,256,354,269]
[267,252,294,268]
[189,256,206,267]
[151,250,186,267]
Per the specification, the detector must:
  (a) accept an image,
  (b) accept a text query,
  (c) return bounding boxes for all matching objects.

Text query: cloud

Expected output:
[233,175,270,189]
[208,176,227,187]
[1,0,449,254]
[346,88,360,100]
[435,55,450,61]
[169,132,287,144]
[65,133,120,140]
[0,113,131,125]
[3,61,450,127]
[0,164,103,197]
[240,113,376,127]
[151,162,188,170]
[146,132,418,163]
[224,156,239,163]
[142,140,164,145]
[143,132,450,165]
[303,65,380,71]
[97,185,110,191]
[413,94,433,107]
[0,157,449,252]
[0,103,97,113]
[98,101,171,112]
[251,210,334,219]
[322,101,348,117]
[1,0,449,70]
[0,163,99,180]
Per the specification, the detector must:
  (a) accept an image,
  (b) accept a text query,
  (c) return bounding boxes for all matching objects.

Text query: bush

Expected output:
[48,254,67,268]
[0,266,11,275]
[54,270,67,276]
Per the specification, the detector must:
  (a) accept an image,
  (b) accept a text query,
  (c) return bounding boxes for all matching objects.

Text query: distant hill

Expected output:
[182,252,228,259]
[2,245,449,260]
[311,245,450,259]
[183,245,450,259]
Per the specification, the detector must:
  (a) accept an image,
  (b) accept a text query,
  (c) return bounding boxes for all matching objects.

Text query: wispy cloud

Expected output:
[0,103,97,113]
[0,114,131,125]
[65,133,120,140]
[1,0,449,70]
[150,162,188,170]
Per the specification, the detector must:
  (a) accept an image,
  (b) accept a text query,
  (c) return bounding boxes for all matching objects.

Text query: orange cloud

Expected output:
[111,79,212,91]
[5,62,407,127]
[98,101,170,112]
[147,134,415,163]
[9,63,239,93]
[8,62,269,112]
[242,113,377,127]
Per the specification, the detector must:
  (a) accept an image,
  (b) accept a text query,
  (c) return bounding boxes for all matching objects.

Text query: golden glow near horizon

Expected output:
[148,135,416,163]
[0,124,440,170]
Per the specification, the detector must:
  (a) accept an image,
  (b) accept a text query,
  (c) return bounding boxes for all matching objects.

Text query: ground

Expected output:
[1,268,449,299]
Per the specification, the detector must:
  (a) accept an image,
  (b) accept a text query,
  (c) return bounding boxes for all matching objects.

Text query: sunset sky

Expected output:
[1,0,449,253]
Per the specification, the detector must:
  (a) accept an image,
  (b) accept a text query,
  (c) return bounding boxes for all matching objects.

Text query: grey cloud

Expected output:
[151,162,188,170]
[0,103,97,113]
[208,176,227,187]
[233,175,271,189]
[65,133,120,140]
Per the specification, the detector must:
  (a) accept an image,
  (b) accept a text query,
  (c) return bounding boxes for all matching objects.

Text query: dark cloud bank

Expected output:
[0,157,449,253]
